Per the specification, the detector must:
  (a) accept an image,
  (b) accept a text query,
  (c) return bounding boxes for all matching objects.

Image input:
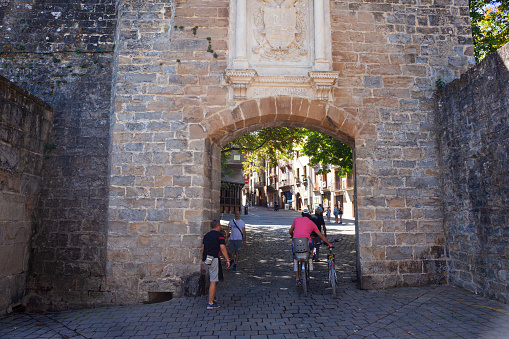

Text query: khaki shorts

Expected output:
[203,258,219,282]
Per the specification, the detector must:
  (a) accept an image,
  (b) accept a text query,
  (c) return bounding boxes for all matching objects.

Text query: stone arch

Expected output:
[193,96,366,286]
[195,97,370,148]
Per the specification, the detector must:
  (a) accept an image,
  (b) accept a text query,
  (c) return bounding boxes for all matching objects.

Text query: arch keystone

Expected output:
[275,96,292,120]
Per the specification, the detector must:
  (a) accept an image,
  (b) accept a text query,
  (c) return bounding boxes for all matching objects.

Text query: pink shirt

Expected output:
[292,217,319,243]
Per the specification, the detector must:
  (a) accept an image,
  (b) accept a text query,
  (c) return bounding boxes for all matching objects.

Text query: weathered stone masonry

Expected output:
[109,0,475,303]
[436,43,509,304]
[0,76,54,314]
[2,0,506,312]
[0,1,116,311]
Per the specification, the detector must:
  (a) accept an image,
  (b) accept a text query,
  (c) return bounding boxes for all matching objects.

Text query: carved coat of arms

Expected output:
[253,0,307,62]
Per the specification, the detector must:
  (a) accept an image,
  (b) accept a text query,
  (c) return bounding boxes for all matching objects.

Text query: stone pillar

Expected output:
[233,0,249,69]
[313,0,328,71]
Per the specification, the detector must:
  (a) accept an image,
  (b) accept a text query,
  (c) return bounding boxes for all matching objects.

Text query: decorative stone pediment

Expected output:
[225,69,338,100]
[227,0,337,101]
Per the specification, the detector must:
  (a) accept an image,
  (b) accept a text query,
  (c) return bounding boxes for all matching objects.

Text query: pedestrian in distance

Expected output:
[227,210,246,271]
[289,209,332,287]
[309,208,327,262]
[339,206,343,224]
[326,206,331,222]
[334,203,340,223]
[202,219,230,310]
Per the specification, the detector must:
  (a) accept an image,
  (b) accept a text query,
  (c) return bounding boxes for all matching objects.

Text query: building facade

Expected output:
[245,154,355,218]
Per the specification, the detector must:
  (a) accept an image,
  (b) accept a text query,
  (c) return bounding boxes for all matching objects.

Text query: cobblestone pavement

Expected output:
[1,206,509,338]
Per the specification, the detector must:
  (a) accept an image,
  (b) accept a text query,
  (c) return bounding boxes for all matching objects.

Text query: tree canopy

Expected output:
[222,128,352,175]
[470,0,509,62]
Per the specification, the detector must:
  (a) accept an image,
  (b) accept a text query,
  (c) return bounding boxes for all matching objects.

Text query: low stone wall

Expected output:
[436,43,509,303]
[0,75,53,314]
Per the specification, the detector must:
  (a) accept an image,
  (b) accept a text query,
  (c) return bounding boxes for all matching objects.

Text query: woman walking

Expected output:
[333,204,339,223]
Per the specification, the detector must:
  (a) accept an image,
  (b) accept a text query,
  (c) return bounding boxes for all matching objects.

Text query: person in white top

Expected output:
[227,211,246,270]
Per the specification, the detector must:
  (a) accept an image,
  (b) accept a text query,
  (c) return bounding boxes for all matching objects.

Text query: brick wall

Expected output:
[0,1,117,311]
[0,75,53,314]
[436,43,509,303]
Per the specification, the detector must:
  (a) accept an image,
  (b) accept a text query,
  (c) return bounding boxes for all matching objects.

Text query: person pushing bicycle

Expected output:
[289,209,332,287]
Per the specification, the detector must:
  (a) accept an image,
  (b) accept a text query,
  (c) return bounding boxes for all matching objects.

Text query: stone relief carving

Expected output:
[226,0,338,101]
[252,0,307,62]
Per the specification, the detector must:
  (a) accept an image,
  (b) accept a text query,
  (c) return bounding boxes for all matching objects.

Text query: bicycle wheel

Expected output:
[302,260,308,297]
[329,260,337,298]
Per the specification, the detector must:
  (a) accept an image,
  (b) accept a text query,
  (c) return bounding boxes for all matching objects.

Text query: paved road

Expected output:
[1,206,509,338]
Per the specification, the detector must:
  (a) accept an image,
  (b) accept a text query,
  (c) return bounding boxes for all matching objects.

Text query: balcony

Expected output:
[279,179,292,190]
[267,184,276,192]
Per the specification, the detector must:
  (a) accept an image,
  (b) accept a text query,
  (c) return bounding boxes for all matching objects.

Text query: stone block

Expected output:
[131,248,162,263]
[240,99,261,123]
[359,246,385,260]
[0,194,25,221]
[399,260,423,274]
[182,234,202,248]
[373,233,396,246]
[386,246,413,260]
[147,209,170,222]
[276,96,292,119]
[0,244,26,276]
[171,151,194,165]
[307,101,327,125]
[360,274,385,289]
[363,76,382,88]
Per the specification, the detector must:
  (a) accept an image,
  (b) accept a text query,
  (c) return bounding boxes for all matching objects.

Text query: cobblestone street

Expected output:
[1,206,509,338]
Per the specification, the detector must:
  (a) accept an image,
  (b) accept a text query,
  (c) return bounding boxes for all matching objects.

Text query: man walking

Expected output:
[227,211,246,270]
[202,219,230,309]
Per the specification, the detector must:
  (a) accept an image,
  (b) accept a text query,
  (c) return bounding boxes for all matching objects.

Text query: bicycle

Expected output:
[292,237,311,296]
[328,239,341,298]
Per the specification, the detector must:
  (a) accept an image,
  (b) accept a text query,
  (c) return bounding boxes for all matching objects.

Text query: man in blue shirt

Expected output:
[202,219,230,309]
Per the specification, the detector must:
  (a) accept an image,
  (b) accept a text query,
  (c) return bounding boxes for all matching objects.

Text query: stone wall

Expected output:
[108,0,475,304]
[436,43,509,303]
[0,75,53,314]
[0,1,117,311]
[0,0,487,310]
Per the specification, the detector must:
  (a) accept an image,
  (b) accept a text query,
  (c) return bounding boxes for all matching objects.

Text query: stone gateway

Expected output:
[0,0,507,313]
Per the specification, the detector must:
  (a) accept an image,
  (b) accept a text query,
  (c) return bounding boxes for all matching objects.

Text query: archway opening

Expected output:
[214,122,358,294]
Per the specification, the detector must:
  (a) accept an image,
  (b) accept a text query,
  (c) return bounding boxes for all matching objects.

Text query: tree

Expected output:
[300,129,353,176]
[222,127,352,175]
[221,127,305,174]
[470,0,509,62]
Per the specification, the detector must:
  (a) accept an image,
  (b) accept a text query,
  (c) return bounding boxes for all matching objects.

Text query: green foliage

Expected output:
[470,0,509,62]
[435,78,445,89]
[222,127,352,175]
[222,127,305,174]
[300,130,352,176]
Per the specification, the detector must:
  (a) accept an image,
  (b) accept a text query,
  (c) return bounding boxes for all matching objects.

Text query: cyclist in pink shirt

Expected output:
[289,209,332,286]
